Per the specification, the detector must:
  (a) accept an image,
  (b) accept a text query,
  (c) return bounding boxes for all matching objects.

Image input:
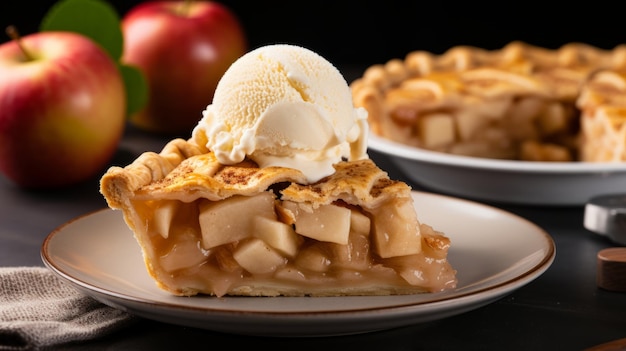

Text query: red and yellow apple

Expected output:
[0,30,126,189]
[121,0,247,135]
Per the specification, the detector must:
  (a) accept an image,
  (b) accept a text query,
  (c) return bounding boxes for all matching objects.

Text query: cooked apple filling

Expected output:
[351,41,626,162]
[379,84,579,161]
[131,191,454,297]
[100,139,457,297]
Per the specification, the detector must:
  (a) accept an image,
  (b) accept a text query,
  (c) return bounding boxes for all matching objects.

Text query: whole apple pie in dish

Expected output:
[100,44,457,298]
[351,41,626,162]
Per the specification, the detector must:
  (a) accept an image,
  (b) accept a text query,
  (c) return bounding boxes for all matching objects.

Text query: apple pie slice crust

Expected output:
[100,138,457,297]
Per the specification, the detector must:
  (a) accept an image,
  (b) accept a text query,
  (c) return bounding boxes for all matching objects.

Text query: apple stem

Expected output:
[5,26,34,61]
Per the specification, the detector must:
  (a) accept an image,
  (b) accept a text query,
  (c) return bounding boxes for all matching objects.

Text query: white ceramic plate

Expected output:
[369,134,626,206]
[41,191,555,337]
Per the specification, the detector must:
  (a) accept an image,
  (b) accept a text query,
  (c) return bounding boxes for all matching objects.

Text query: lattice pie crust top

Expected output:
[351,41,626,162]
[100,133,457,297]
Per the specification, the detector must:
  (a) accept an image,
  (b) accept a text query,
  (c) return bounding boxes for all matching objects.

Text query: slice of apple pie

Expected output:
[100,137,457,297]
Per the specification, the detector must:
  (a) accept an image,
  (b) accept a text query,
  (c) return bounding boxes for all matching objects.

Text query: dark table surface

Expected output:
[2,111,626,350]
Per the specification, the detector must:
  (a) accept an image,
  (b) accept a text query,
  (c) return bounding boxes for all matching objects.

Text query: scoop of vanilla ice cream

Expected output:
[191,44,368,183]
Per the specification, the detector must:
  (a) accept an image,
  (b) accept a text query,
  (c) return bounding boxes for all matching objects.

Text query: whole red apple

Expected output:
[0,31,126,189]
[122,0,247,135]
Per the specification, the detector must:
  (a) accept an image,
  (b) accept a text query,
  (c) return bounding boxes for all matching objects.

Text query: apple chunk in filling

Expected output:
[152,200,178,238]
[198,192,276,249]
[253,216,302,257]
[281,201,351,245]
[317,207,372,271]
[371,198,422,258]
[159,228,208,272]
[233,238,287,274]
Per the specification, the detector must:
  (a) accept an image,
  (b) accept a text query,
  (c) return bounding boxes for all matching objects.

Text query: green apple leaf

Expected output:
[39,0,148,118]
[40,0,123,60]
[119,64,148,116]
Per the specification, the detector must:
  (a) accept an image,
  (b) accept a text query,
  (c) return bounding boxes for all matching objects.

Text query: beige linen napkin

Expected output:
[0,266,137,350]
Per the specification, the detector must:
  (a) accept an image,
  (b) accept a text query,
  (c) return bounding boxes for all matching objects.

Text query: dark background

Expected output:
[1,0,625,72]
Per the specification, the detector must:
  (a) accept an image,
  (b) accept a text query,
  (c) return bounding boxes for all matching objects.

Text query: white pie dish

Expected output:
[368,134,626,206]
[41,191,555,337]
